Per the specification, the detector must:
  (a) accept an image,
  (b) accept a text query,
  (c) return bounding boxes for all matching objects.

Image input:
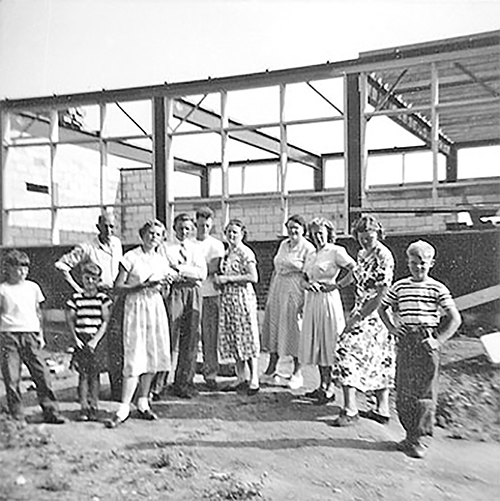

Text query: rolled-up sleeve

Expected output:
[55,244,87,273]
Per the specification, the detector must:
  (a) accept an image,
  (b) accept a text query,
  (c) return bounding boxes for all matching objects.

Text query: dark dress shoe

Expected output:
[362,409,390,425]
[104,413,129,429]
[205,380,218,391]
[222,381,249,393]
[43,411,66,424]
[137,409,158,421]
[88,408,99,421]
[331,410,359,427]
[314,391,336,405]
[77,410,90,422]
[303,388,323,399]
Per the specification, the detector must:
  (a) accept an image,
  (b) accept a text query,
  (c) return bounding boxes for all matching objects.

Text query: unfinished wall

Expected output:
[120,167,499,244]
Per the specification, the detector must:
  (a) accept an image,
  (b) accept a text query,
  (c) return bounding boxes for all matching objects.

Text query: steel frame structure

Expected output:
[0,30,498,245]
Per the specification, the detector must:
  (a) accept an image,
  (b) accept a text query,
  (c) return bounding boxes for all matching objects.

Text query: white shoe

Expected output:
[288,373,304,390]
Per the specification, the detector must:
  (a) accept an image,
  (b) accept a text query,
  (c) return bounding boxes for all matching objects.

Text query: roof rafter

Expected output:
[6,112,205,175]
[367,75,453,156]
[174,99,322,170]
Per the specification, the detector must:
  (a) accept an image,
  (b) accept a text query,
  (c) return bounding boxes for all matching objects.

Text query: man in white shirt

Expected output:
[158,214,207,399]
[55,211,124,401]
[195,207,225,391]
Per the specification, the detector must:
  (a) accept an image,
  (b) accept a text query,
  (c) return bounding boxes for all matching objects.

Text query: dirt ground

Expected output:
[1,335,499,501]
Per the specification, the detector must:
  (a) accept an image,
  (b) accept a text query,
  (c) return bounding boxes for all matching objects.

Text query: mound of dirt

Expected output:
[437,338,500,442]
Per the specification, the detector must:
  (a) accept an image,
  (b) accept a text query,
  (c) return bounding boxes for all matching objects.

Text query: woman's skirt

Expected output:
[261,272,305,358]
[299,289,345,366]
[122,288,171,378]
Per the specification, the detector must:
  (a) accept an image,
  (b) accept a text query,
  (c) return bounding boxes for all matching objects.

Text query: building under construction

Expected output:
[0,30,498,322]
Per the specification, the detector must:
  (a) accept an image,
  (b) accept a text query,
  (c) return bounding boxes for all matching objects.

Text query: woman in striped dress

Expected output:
[261,215,315,390]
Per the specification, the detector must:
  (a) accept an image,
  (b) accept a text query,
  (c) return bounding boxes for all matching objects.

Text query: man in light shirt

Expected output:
[55,211,124,401]
[158,213,207,399]
[195,207,225,391]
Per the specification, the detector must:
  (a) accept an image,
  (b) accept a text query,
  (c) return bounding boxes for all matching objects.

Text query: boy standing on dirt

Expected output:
[66,262,112,421]
[0,250,66,424]
[379,240,461,459]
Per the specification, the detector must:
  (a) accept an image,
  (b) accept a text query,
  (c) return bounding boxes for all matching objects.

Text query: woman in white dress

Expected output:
[261,214,315,390]
[105,219,176,428]
[299,218,356,404]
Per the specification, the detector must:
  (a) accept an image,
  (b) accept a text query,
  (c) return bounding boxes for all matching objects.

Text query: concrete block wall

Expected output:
[120,167,499,244]
[6,155,499,246]
[4,145,122,246]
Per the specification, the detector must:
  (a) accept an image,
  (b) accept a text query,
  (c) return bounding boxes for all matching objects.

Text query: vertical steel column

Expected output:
[99,103,108,211]
[279,84,289,233]
[0,107,9,246]
[313,159,324,192]
[241,164,246,193]
[165,98,175,235]
[153,96,168,228]
[201,167,210,198]
[344,73,363,233]
[446,146,458,182]
[50,110,59,244]
[431,63,439,205]
[359,73,368,205]
[220,91,229,227]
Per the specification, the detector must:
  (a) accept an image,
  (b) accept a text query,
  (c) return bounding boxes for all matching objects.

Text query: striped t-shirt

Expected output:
[381,277,455,327]
[66,291,112,342]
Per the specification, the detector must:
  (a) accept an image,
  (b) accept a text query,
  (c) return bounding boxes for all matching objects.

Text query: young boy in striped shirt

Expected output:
[379,240,461,459]
[66,262,112,421]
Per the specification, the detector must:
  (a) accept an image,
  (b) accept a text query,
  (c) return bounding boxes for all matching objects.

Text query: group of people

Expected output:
[261,214,461,458]
[0,210,461,459]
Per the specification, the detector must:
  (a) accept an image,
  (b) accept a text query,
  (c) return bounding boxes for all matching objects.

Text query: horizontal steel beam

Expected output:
[1,32,497,112]
[175,99,321,169]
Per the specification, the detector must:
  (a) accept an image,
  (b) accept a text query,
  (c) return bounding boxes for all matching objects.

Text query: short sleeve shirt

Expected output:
[382,276,456,327]
[0,280,45,332]
[196,236,225,297]
[121,247,173,287]
[274,237,315,276]
[55,236,123,288]
[304,243,355,284]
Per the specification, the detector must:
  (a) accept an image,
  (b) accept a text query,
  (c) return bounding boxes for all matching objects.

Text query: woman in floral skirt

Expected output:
[215,219,260,396]
[332,215,395,426]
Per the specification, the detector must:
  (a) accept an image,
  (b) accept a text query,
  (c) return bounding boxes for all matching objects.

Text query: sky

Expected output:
[0,0,498,193]
[0,0,499,99]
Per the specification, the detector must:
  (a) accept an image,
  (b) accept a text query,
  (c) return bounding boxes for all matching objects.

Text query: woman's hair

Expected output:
[225,218,247,241]
[3,249,30,268]
[307,217,336,244]
[286,214,307,234]
[139,219,166,239]
[352,215,385,240]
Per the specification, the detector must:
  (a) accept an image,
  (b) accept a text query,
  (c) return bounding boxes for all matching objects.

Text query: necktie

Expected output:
[179,243,187,265]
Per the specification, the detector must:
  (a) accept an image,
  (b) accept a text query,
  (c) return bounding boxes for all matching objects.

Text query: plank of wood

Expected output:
[454,284,500,311]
